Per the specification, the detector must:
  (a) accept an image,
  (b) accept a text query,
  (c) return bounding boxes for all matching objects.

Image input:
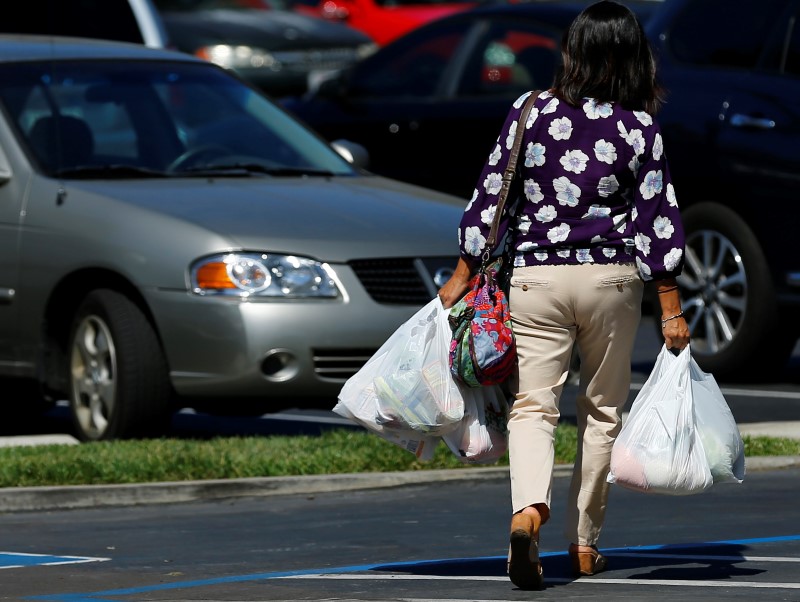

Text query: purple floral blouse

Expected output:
[458,90,685,282]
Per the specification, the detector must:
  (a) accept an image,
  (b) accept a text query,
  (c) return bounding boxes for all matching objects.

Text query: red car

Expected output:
[290,0,484,45]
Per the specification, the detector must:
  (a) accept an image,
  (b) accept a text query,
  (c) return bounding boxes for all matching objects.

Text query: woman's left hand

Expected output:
[662,316,690,350]
[437,257,475,309]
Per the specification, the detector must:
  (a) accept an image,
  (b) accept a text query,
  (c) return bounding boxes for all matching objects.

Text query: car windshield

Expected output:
[0,59,355,179]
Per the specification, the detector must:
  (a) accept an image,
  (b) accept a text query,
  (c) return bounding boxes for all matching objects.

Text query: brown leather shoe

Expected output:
[507,512,544,590]
[569,543,607,576]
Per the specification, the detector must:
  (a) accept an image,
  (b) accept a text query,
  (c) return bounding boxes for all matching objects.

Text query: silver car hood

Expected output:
[71,175,466,262]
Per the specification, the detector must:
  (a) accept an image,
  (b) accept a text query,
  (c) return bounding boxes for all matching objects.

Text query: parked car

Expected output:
[282,0,662,198]
[644,0,800,381]
[0,0,170,48]
[153,0,377,97]
[288,0,487,46]
[0,35,462,441]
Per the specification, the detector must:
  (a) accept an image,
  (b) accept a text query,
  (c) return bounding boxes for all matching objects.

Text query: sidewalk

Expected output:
[0,422,797,514]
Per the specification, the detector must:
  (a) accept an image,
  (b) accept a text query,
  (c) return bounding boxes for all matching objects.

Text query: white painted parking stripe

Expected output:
[280,573,800,589]
[0,552,110,570]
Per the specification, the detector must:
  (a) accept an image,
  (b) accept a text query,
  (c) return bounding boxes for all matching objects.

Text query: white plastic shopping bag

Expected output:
[442,383,509,464]
[334,298,465,460]
[607,345,714,495]
[690,357,745,484]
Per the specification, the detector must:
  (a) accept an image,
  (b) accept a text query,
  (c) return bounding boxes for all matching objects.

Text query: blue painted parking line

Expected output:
[25,534,800,601]
[1,552,109,570]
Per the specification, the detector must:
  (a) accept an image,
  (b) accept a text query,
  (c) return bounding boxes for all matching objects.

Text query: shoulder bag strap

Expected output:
[484,91,540,256]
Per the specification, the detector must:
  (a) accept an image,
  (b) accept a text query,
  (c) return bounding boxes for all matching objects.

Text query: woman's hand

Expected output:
[662,315,690,350]
[437,257,476,308]
[655,278,690,350]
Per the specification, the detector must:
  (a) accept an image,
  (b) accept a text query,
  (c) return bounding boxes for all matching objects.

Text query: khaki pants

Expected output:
[507,263,643,546]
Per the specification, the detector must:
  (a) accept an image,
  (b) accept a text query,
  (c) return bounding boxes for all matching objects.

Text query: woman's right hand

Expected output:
[437,257,476,308]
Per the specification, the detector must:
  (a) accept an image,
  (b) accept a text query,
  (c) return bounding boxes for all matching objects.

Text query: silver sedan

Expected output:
[0,35,463,440]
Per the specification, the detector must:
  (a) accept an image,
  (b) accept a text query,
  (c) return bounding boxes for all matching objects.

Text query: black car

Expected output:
[153,0,377,97]
[646,0,800,380]
[281,0,662,198]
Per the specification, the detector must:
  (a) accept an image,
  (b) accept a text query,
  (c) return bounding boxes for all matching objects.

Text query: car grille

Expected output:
[348,258,434,304]
[313,348,375,381]
[272,48,359,72]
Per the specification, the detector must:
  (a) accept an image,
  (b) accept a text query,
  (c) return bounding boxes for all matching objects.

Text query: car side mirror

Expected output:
[314,71,349,100]
[331,139,369,169]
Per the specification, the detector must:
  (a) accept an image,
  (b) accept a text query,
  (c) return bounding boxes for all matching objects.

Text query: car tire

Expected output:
[68,289,173,441]
[665,202,795,381]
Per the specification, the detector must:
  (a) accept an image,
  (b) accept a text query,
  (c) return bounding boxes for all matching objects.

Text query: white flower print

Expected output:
[560,149,590,174]
[603,248,617,258]
[465,189,477,212]
[514,253,526,267]
[640,170,663,199]
[618,121,645,155]
[667,183,678,207]
[525,142,546,167]
[505,120,519,150]
[557,249,571,258]
[591,235,606,244]
[548,223,571,243]
[512,92,532,109]
[576,249,594,263]
[518,215,532,234]
[583,205,611,219]
[457,227,461,245]
[553,176,580,206]
[583,99,613,120]
[612,213,627,231]
[517,242,538,253]
[548,116,573,140]
[636,257,653,281]
[653,215,675,239]
[597,175,619,198]
[524,179,544,203]
[664,248,683,272]
[525,108,540,129]
[629,156,641,177]
[534,250,549,262]
[488,144,502,166]
[480,205,497,226]
[653,133,664,161]
[542,97,559,114]
[635,232,651,256]
[535,204,557,223]
[464,226,486,256]
[594,139,617,164]
[484,172,503,195]
[634,111,653,126]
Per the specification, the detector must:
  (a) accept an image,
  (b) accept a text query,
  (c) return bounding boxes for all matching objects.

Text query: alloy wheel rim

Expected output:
[678,229,747,356]
[70,315,117,439]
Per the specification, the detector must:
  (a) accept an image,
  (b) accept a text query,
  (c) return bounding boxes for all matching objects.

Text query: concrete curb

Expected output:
[0,457,797,513]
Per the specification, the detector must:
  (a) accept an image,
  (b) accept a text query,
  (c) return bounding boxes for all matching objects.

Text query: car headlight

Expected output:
[191,253,340,299]
[195,45,278,71]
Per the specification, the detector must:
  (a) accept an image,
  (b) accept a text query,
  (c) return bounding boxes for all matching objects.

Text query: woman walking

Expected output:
[438,0,690,589]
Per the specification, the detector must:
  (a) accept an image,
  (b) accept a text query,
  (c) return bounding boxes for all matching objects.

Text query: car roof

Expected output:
[0,34,200,63]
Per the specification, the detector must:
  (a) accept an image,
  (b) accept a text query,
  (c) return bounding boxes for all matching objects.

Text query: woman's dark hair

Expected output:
[551,1,664,114]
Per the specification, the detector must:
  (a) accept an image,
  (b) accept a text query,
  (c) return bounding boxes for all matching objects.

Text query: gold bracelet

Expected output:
[661,311,684,328]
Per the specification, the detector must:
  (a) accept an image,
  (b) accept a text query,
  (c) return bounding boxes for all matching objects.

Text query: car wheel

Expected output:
[69,289,173,440]
[670,203,794,381]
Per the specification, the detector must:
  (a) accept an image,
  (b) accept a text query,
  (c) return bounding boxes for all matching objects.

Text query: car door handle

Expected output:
[730,113,776,129]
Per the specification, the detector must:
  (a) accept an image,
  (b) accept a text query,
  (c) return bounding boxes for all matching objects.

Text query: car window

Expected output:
[1,0,146,45]
[456,20,559,98]
[347,19,472,97]
[0,61,354,177]
[667,0,789,69]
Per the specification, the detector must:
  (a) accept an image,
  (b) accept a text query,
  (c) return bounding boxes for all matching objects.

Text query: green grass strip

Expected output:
[0,426,795,488]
